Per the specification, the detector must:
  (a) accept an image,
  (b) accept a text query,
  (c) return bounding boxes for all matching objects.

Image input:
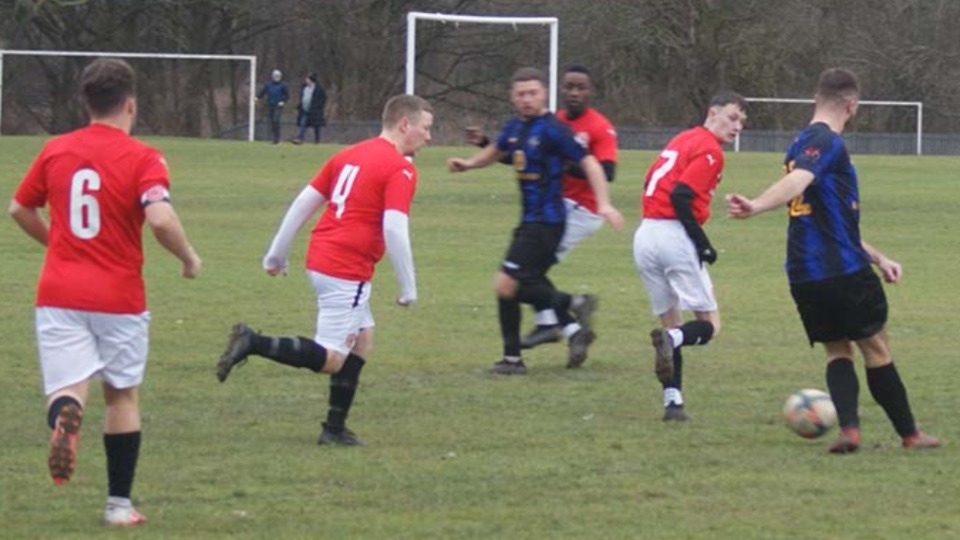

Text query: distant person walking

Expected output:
[293,73,327,144]
[257,69,289,144]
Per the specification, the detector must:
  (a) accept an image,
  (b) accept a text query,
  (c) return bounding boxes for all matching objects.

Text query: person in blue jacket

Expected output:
[257,69,290,144]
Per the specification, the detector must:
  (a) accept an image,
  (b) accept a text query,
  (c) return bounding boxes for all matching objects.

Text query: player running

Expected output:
[463,65,619,365]
[9,58,201,526]
[633,91,747,421]
[216,95,433,447]
[449,67,623,374]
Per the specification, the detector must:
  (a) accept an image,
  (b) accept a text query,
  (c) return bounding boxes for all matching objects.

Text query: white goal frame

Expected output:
[0,49,258,141]
[405,12,560,111]
[734,97,924,155]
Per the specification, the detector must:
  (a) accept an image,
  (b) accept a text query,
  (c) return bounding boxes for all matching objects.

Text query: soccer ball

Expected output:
[783,389,837,439]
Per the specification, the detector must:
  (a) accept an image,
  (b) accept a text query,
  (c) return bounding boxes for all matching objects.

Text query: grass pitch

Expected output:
[1,136,957,539]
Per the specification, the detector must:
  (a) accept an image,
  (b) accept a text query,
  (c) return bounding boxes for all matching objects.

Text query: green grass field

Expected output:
[1,136,958,539]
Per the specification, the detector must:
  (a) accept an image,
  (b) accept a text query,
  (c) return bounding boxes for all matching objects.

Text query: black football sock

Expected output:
[47,395,82,430]
[661,347,684,391]
[866,362,917,437]
[326,353,366,433]
[826,358,860,429]
[553,291,575,327]
[104,431,141,499]
[249,335,327,372]
[679,320,714,346]
[498,298,522,357]
[530,277,556,315]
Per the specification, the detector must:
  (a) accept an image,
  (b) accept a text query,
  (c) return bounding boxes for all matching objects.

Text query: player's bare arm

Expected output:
[580,154,623,230]
[447,143,504,173]
[8,199,49,246]
[144,202,201,279]
[726,168,815,219]
[862,240,902,284]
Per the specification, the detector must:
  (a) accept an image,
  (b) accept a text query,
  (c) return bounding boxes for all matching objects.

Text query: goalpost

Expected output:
[0,49,258,141]
[734,97,924,155]
[405,11,560,111]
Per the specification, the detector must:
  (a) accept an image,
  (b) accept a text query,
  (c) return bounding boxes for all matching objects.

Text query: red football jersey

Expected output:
[557,108,618,213]
[641,126,724,225]
[306,137,417,281]
[14,123,171,314]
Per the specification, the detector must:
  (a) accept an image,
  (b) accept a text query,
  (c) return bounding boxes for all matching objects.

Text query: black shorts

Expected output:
[501,223,564,284]
[789,267,888,345]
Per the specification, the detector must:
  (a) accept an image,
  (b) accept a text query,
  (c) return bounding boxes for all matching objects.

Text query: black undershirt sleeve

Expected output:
[670,182,716,265]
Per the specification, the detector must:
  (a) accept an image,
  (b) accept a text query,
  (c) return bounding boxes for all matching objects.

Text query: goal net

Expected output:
[404,12,559,143]
[0,50,257,141]
[735,97,924,155]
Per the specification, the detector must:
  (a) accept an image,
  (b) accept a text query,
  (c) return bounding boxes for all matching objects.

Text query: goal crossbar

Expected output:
[405,11,560,111]
[0,49,258,141]
[734,97,924,155]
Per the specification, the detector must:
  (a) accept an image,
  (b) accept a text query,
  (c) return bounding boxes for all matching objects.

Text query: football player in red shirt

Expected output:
[216,95,433,447]
[633,91,747,421]
[463,65,619,364]
[9,58,201,526]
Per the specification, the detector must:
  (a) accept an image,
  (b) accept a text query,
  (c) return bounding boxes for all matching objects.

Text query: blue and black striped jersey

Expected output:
[783,122,871,284]
[496,113,587,225]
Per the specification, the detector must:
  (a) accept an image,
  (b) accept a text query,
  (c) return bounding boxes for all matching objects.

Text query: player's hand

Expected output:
[698,245,718,266]
[262,254,288,276]
[876,255,902,284]
[464,126,489,147]
[597,204,624,231]
[447,157,470,173]
[182,251,202,279]
[725,193,756,219]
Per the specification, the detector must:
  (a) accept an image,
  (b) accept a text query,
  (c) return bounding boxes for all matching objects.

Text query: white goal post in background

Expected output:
[405,11,560,111]
[0,49,258,141]
[734,97,924,155]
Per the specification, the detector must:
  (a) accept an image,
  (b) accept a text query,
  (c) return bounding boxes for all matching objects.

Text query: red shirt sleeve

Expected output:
[14,147,50,208]
[309,159,336,198]
[383,165,417,214]
[678,149,723,193]
[590,119,618,163]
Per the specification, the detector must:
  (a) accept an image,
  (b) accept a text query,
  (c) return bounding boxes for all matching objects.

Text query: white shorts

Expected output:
[633,219,717,316]
[307,271,375,355]
[556,199,604,261]
[36,307,150,396]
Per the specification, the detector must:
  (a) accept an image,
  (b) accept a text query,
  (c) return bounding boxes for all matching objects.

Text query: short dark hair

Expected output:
[709,91,748,112]
[510,67,547,87]
[816,68,860,104]
[382,94,433,128]
[564,64,591,78]
[81,58,136,117]
[308,73,318,83]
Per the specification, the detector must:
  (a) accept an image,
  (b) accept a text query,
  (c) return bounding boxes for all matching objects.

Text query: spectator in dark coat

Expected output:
[292,73,327,144]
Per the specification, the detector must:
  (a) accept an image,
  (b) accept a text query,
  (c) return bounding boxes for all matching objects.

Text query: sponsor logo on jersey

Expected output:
[803,146,821,161]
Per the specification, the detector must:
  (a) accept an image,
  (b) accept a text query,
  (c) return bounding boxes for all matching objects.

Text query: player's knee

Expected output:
[493,273,518,299]
[323,351,348,374]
